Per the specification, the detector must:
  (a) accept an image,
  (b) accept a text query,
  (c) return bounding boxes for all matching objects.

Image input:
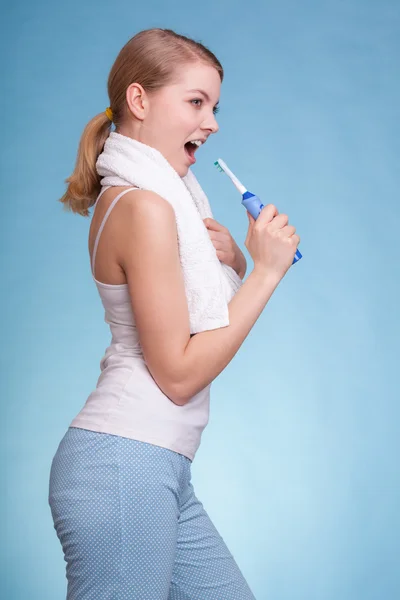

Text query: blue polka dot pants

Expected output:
[48,427,256,599]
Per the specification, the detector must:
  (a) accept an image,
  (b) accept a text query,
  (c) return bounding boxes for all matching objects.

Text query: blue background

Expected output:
[2,0,399,598]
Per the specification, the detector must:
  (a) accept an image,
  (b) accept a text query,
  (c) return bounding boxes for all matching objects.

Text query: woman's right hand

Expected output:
[244,204,300,280]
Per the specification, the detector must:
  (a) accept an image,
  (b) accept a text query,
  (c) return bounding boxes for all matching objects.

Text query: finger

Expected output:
[279,224,296,238]
[209,238,229,251]
[247,211,255,224]
[292,234,300,245]
[207,229,231,244]
[257,204,279,225]
[269,213,289,232]
[216,249,232,263]
[203,218,227,233]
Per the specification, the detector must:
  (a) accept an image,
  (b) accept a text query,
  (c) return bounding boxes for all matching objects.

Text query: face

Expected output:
[122,62,221,177]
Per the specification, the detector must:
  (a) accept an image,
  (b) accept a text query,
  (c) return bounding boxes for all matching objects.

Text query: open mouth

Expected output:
[184,141,198,160]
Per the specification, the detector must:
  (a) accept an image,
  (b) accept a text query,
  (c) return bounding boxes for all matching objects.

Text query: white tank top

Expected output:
[69,186,212,461]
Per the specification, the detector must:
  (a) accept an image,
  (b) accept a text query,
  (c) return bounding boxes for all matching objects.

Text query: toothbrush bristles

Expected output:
[213,158,247,195]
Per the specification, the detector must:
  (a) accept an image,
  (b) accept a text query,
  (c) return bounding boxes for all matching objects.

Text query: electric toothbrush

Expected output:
[214,158,302,265]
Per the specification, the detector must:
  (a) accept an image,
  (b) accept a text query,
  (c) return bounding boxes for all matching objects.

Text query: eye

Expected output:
[191,99,220,115]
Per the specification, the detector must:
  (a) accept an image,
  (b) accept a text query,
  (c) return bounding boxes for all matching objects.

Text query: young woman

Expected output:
[48,28,300,599]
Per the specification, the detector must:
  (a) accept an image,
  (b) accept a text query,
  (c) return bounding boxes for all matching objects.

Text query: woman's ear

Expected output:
[125,83,147,120]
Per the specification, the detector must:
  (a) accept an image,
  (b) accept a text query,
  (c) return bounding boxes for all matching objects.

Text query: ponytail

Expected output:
[59,112,112,217]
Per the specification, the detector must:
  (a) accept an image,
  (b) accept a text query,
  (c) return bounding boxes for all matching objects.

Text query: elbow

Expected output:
[167,382,190,406]
[150,355,192,407]
[157,374,189,407]
[168,374,207,406]
[148,367,189,406]
[165,362,191,406]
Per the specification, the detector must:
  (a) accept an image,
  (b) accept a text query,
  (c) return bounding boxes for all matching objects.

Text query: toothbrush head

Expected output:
[213,157,247,195]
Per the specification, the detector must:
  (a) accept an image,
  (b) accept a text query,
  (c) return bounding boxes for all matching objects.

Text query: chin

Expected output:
[181,166,190,178]
[177,164,189,178]
[166,156,187,178]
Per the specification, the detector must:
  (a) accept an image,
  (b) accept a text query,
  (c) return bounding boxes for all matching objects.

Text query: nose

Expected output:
[203,113,219,135]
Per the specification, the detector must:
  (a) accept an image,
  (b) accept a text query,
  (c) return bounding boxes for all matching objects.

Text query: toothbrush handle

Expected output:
[242,192,302,265]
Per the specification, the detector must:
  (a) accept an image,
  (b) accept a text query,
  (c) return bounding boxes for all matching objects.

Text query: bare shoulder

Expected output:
[92,186,173,221]
[89,187,176,285]
[115,189,177,263]
[116,189,177,253]
[117,188,175,222]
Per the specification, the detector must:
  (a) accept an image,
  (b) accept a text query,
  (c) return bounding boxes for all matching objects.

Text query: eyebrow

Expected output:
[187,89,220,107]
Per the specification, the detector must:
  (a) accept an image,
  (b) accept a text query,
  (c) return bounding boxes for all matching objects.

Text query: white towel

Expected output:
[96,132,243,334]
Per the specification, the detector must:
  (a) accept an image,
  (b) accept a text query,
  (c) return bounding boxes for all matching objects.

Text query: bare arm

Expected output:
[175,268,280,404]
[117,189,281,406]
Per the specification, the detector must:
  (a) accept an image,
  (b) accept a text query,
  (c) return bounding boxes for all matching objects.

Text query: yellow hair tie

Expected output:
[105,107,113,122]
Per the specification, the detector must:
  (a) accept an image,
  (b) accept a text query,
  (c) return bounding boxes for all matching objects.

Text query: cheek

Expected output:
[168,103,196,130]
[160,101,185,124]
[159,111,188,142]
[148,101,194,154]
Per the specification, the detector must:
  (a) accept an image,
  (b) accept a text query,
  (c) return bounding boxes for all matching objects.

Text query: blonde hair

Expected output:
[59,28,224,217]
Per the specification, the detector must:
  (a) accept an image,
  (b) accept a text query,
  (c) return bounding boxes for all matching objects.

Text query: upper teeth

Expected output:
[190,140,203,146]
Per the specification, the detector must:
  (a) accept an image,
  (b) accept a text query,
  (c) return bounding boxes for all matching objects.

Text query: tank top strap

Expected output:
[91,186,139,276]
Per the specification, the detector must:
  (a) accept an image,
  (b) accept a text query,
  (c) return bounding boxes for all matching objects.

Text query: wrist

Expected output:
[252,265,282,289]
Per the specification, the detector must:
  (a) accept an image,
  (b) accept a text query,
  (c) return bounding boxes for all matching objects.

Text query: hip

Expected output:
[48,427,193,513]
